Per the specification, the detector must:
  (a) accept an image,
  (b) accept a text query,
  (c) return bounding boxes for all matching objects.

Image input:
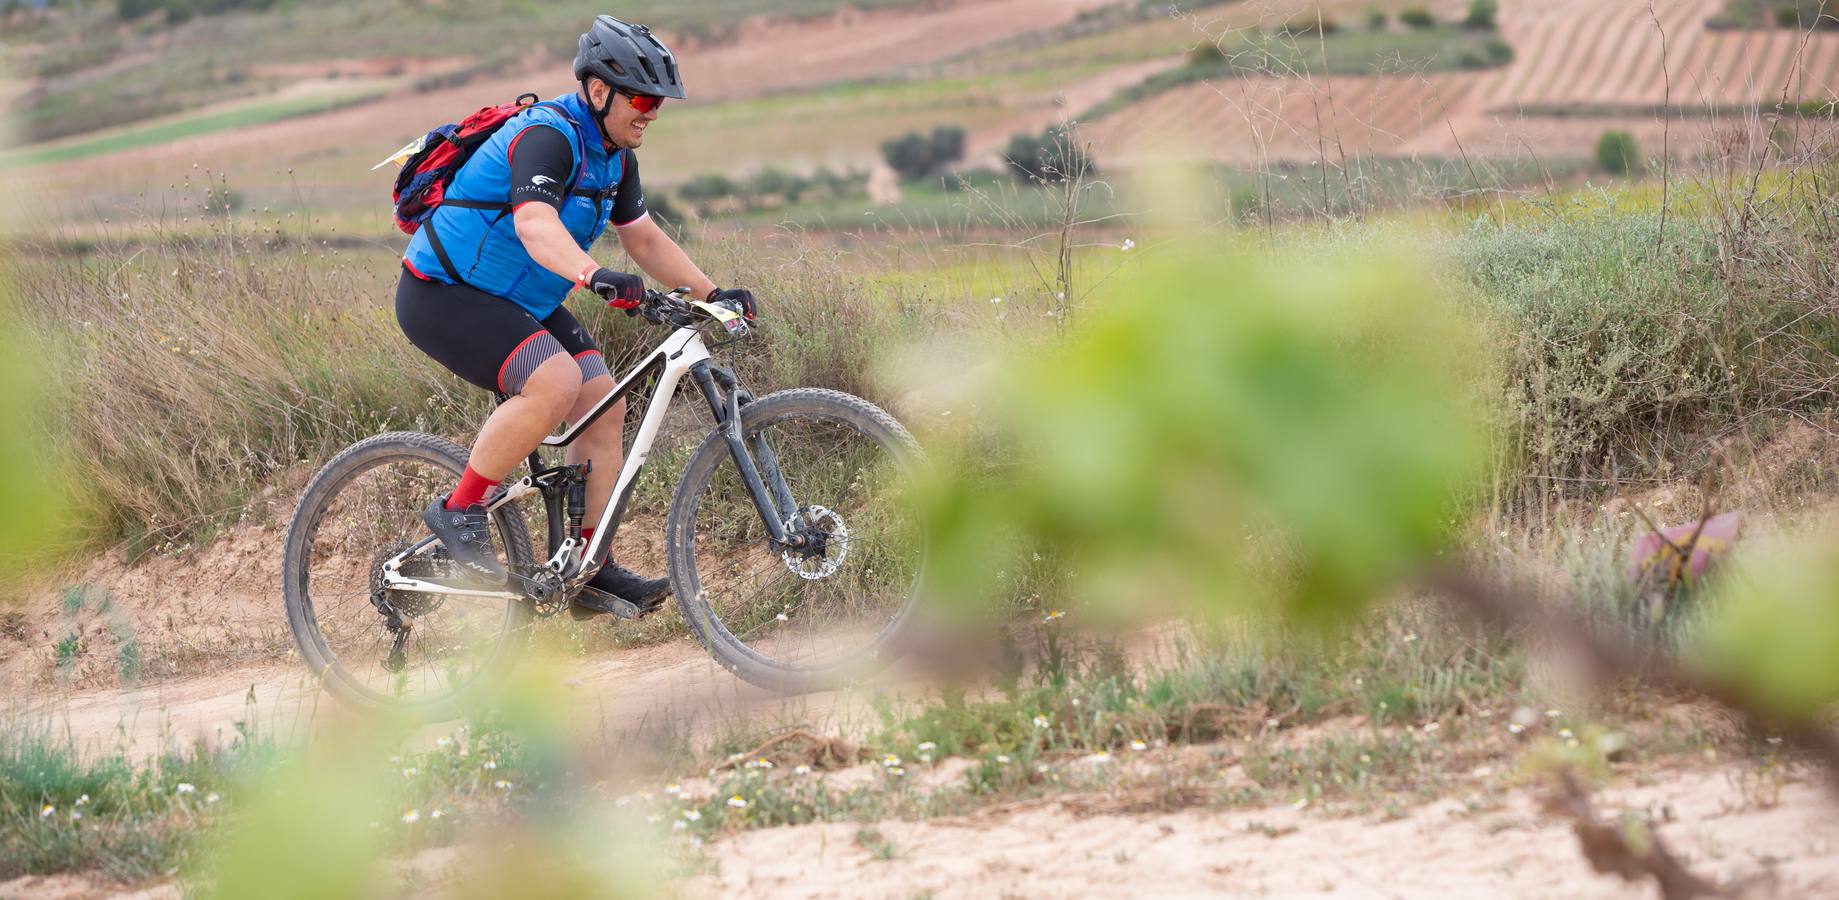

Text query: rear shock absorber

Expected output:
[564,462,591,543]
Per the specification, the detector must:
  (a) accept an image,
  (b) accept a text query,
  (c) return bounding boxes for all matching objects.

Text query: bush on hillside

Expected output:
[1595,130,1640,175]
[115,0,276,21]
[1463,0,1499,30]
[1365,5,1388,30]
[879,126,967,182]
[747,167,807,205]
[1276,14,1339,35]
[1002,125,1094,185]
[202,185,242,217]
[1187,41,1228,65]
[1400,7,1436,28]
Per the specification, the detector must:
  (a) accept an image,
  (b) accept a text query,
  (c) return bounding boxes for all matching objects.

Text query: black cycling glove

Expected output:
[706,287,757,320]
[585,267,645,308]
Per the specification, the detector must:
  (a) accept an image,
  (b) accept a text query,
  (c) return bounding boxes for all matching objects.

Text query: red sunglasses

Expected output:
[620,91,666,114]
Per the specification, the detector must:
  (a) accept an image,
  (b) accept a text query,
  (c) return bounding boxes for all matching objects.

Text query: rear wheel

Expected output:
[666,389,923,694]
[282,431,536,719]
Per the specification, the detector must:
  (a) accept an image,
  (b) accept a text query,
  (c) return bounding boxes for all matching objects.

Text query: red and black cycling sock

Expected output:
[445,465,500,511]
[580,526,613,562]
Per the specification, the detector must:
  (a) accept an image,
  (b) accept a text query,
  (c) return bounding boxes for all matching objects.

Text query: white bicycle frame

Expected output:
[380,320,714,602]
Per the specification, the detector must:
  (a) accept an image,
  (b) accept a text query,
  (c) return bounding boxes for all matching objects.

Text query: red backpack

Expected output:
[381,93,567,236]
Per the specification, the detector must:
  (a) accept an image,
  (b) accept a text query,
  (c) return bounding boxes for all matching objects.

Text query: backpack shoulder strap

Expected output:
[527,101,594,198]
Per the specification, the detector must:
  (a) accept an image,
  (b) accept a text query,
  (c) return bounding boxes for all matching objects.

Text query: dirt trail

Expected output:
[6,636,857,763]
[693,764,1839,898]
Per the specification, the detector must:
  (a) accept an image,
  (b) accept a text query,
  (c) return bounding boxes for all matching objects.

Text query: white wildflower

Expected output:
[401,809,420,825]
[726,796,749,810]
[176,783,196,795]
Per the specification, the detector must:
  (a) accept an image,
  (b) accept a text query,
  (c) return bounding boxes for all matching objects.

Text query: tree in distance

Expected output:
[1595,130,1641,175]
[879,126,967,182]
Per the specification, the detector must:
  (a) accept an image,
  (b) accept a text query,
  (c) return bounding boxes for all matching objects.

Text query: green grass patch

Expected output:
[1084,25,1513,122]
[3,87,385,168]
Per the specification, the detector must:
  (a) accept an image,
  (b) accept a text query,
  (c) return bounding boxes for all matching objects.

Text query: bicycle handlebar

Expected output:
[635,287,751,337]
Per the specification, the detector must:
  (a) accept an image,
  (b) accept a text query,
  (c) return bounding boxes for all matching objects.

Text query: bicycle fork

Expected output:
[689,361,806,550]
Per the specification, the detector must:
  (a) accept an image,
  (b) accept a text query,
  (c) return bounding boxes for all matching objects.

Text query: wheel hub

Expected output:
[781,505,848,580]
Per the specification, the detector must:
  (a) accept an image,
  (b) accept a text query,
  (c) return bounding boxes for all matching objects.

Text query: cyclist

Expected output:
[395,15,756,617]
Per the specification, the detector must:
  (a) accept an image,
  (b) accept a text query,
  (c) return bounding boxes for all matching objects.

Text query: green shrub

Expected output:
[1485,36,1514,64]
[1365,5,1388,30]
[1463,0,1498,30]
[1594,130,1640,175]
[1400,7,1436,28]
[202,184,242,218]
[746,166,807,205]
[1186,41,1228,65]
[1276,14,1339,35]
[1002,126,1094,185]
[879,126,967,181]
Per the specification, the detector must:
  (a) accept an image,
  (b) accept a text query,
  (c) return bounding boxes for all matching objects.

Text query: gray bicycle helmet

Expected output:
[575,15,687,102]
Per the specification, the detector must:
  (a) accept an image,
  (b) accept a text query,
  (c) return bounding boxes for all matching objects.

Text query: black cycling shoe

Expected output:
[569,563,670,620]
[421,494,507,585]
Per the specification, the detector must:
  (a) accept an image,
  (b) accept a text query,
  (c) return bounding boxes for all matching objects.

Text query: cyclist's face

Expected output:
[590,80,658,150]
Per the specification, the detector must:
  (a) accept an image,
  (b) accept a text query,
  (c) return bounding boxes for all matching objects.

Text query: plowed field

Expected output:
[1085,0,1839,167]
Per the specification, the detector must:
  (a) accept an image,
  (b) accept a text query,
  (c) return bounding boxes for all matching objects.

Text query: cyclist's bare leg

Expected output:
[563,374,624,526]
[464,353,580,481]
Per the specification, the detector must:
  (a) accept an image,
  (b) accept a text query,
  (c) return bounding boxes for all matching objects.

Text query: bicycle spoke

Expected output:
[291,440,531,713]
[680,396,921,681]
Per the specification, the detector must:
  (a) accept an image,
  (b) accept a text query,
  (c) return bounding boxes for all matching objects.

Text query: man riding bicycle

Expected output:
[395,15,754,618]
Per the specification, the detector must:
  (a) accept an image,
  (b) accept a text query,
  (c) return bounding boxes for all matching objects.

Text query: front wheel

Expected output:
[667,388,924,694]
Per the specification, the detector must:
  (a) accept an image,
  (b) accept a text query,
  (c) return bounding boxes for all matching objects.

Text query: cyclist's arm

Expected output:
[616,215,714,299]
[509,125,598,281]
[610,151,716,298]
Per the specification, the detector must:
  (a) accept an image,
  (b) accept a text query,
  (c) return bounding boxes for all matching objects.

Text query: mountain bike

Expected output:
[281,289,924,718]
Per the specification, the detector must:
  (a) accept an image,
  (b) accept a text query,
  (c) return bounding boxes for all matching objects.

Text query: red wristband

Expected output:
[575,263,598,291]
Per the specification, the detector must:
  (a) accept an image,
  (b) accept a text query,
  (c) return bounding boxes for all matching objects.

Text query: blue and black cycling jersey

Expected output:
[402,91,648,320]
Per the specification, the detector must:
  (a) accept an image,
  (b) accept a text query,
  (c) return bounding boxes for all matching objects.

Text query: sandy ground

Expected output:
[691,764,1839,898]
[4,633,869,765]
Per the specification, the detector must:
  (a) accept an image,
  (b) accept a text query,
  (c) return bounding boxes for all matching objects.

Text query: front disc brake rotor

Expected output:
[780,505,848,580]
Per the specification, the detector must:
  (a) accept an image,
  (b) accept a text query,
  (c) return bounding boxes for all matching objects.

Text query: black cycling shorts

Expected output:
[395,267,611,395]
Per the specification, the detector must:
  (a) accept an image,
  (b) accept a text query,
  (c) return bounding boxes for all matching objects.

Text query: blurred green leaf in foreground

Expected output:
[921,240,1492,627]
[0,256,69,570]
[1697,537,1839,721]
